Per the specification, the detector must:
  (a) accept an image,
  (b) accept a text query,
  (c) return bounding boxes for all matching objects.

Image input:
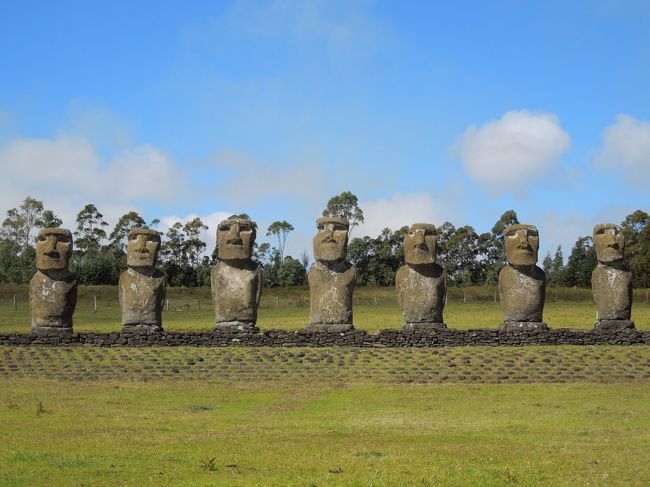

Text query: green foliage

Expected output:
[348,227,406,286]
[322,191,364,236]
[621,210,650,287]
[109,211,146,251]
[266,220,294,260]
[1,196,46,253]
[563,237,597,287]
[39,210,63,229]
[74,204,108,253]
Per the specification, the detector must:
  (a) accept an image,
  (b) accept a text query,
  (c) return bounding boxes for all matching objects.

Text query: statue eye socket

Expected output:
[239,225,252,233]
[58,237,69,243]
[528,232,538,238]
[38,236,47,241]
[317,224,325,231]
[219,225,230,232]
[332,224,347,231]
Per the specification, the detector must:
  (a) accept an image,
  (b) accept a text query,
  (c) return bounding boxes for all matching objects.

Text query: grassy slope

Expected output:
[0,284,649,333]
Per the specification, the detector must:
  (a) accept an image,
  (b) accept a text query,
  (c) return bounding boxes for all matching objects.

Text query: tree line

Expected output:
[1,194,648,289]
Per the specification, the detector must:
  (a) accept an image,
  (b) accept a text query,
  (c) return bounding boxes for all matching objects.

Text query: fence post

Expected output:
[198,299,201,311]
[166,299,170,311]
[463,289,467,304]
[494,288,497,303]
[275,295,279,306]
[13,295,16,311]
[93,295,97,313]
[373,294,378,306]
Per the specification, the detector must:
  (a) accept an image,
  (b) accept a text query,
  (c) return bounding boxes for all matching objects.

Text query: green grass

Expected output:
[1,284,650,333]
[2,343,650,485]
[1,373,649,485]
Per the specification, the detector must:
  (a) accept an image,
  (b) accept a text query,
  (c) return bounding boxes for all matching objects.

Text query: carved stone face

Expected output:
[217,218,255,261]
[127,228,161,268]
[593,223,625,263]
[35,228,73,271]
[504,224,539,266]
[404,223,437,265]
[313,217,349,264]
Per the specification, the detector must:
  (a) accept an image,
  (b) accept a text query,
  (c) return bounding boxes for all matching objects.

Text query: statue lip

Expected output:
[322,238,337,244]
[413,244,429,251]
[43,251,61,258]
[227,238,243,246]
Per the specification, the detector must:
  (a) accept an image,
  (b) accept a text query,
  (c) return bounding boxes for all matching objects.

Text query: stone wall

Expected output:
[0,328,648,347]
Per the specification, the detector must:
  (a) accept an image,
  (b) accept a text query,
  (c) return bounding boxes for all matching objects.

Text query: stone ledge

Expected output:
[0,328,648,347]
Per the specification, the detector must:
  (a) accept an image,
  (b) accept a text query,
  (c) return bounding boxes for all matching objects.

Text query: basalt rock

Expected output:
[499,224,547,331]
[396,223,447,330]
[119,228,165,333]
[305,217,356,332]
[30,228,76,336]
[592,223,634,331]
[211,217,262,333]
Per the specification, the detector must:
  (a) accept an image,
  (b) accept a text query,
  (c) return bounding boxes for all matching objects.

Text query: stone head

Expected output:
[217,217,256,261]
[35,228,73,271]
[127,228,161,268]
[404,223,437,265]
[593,223,625,263]
[313,217,349,264]
[504,224,539,266]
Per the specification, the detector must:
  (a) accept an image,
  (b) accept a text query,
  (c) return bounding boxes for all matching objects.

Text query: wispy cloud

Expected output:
[207,148,326,204]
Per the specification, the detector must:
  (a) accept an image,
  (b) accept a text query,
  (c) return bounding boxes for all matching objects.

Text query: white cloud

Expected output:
[456,110,570,192]
[0,135,189,230]
[357,193,453,238]
[595,114,650,184]
[208,148,325,203]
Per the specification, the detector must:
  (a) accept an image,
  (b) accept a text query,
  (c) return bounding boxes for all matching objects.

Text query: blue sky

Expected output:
[0,0,649,262]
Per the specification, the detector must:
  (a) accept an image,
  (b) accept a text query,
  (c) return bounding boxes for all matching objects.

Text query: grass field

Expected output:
[2,284,650,485]
[1,345,650,486]
[0,284,649,333]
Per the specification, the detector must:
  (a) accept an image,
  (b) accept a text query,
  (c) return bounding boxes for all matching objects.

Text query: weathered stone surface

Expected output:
[306,261,355,331]
[212,217,262,332]
[396,223,447,330]
[119,268,166,333]
[119,228,165,333]
[594,319,635,332]
[592,223,634,331]
[499,224,547,330]
[3,328,649,348]
[306,217,356,332]
[30,228,76,336]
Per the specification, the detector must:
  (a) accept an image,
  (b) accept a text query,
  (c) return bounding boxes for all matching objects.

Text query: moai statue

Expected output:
[119,228,166,334]
[305,217,356,332]
[498,224,548,331]
[396,224,447,330]
[592,223,634,331]
[30,228,77,336]
[211,217,262,332]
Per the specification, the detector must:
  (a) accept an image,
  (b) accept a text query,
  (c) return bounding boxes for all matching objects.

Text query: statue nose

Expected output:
[414,230,425,245]
[44,236,58,254]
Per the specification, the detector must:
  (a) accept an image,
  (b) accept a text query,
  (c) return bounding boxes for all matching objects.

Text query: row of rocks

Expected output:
[1,328,648,347]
